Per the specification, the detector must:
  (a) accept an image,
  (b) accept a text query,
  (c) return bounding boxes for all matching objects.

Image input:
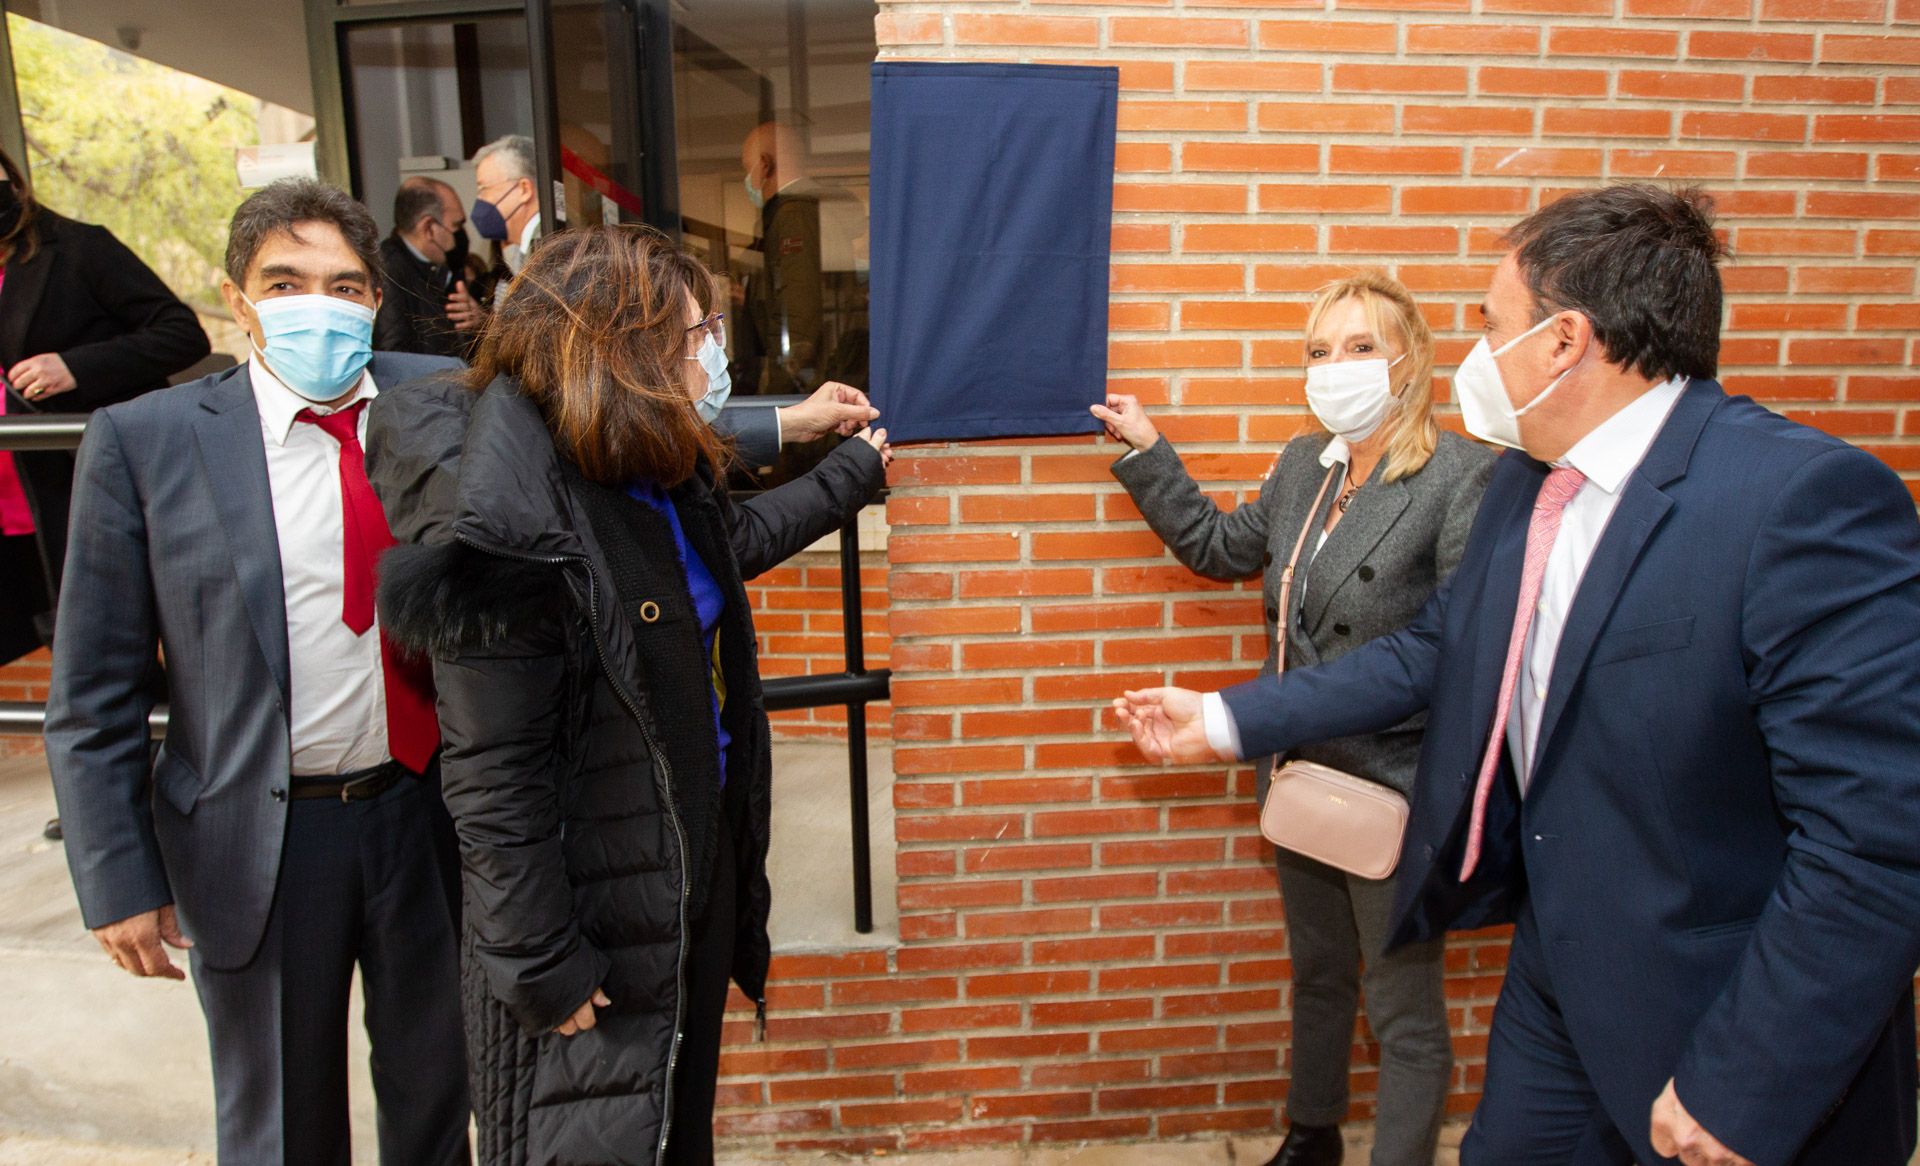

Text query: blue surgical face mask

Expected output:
[743,172,766,211]
[694,332,731,422]
[244,292,375,403]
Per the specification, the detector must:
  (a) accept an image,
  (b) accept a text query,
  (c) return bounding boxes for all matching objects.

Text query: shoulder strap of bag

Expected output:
[1275,462,1342,677]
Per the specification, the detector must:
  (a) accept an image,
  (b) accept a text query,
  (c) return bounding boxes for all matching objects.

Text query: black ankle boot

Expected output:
[1260,1121,1344,1166]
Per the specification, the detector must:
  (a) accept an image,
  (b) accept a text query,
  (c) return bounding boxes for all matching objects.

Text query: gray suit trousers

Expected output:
[1277,849,1452,1166]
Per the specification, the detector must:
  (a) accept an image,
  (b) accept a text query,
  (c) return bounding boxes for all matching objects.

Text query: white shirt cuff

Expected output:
[772,406,784,446]
[1201,692,1243,762]
[1118,446,1144,462]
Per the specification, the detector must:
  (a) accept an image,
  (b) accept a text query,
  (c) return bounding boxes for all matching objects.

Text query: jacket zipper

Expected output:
[452,533,693,1166]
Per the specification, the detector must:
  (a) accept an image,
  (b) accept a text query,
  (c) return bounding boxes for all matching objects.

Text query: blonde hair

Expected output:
[1302,273,1438,483]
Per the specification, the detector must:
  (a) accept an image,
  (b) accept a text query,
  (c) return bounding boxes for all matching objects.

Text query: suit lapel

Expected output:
[1466,462,1540,751]
[0,236,57,370]
[1266,452,1336,669]
[1304,472,1411,635]
[193,366,291,700]
[1529,379,1723,786]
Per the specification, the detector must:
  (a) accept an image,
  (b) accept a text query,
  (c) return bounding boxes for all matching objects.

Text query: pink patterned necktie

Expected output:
[1457,466,1587,882]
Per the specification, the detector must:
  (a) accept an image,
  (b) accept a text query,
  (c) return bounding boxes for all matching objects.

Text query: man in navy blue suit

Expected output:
[1117,185,1920,1166]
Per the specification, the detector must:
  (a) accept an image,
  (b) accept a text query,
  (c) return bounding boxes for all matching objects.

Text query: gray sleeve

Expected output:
[1110,436,1276,582]
[44,410,171,928]
[715,405,781,470]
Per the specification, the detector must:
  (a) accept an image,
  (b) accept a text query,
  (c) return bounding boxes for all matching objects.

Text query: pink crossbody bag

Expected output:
[1257,464,1411,881]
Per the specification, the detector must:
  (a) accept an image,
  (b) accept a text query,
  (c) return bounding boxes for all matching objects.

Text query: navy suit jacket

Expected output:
[45,354,462,970]
[1223,379,1920,1165]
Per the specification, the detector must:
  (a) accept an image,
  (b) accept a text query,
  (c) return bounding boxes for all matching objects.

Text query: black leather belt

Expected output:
[289,760,407,803]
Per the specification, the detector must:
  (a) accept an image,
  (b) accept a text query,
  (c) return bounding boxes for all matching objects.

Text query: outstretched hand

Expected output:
[1112,687,1228,765]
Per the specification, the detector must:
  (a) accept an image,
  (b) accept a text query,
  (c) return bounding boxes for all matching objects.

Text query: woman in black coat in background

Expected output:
[375,225,888,1165]
[0,147,209,656]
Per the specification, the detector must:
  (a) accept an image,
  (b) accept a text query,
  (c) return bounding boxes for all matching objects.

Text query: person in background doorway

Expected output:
[736,121,823,396]
[372,224,887,1165]
[469,133,540,276]
[1095,273,1492,1166]
[0,145,209,660]
[374,176,472,360]
[45,178,469,1166]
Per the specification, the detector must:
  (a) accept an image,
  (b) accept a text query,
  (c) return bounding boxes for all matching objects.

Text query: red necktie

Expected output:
[295,401,440,774]
[1457,466,1586,882]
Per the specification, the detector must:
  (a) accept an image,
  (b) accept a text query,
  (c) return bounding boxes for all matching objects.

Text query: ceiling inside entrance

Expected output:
[14,0,313,114]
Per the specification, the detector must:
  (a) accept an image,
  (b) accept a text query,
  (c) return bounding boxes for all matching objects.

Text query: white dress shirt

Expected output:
[1203,378,1689,770]
[250,358,392,776]
[1507,376,1686,789]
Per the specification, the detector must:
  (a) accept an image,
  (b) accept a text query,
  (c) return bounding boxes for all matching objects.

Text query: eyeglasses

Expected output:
[684,312,726,359]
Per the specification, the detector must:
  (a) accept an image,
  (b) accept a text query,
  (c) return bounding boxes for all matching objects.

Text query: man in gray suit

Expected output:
[45,179,469,1164]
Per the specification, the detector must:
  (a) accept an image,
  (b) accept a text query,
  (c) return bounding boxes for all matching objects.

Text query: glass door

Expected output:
[339,13,535,237]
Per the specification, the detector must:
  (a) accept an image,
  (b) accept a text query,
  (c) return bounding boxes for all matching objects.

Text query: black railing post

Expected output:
[839,515,874,935]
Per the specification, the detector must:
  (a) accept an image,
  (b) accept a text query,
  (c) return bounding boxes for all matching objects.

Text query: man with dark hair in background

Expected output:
[45,178,469,1165]
[1119,184,1920,1166]
[374,175,471,360]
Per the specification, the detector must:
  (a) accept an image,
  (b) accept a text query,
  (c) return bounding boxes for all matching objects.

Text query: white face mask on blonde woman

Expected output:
[1304,353,1406,443]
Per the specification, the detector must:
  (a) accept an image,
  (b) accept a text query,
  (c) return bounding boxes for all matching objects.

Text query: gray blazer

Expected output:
[44,353,462,969]
[1113,429,1494,797]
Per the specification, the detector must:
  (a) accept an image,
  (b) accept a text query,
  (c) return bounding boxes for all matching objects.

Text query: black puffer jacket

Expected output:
[372,377,885,1165]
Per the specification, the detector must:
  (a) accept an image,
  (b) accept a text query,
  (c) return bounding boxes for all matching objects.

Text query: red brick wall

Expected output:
[754,549,893,740]
[710,2,1920,1156]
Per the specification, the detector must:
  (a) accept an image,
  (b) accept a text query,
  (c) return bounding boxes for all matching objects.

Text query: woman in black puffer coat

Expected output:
[373,225,888,1166]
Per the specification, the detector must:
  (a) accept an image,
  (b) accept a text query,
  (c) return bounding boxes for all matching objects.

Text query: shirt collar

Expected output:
[518,211,542,255]
[1554,376,1688,495]
[400,234,434,266]
[249,356,380,447]
[1317,435,1351,469]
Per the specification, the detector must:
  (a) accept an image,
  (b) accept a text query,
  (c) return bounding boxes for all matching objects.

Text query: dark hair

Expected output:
[1503,184,1725,382]
[467,224,725,487]
[392,177,449,236]
[0,146,39,266]
[225,178,383,286]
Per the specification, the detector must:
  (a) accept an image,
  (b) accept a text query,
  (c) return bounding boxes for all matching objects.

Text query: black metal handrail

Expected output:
[0,407,890,933]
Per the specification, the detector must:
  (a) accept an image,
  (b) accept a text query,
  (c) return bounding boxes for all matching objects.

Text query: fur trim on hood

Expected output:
[378,541,568,658]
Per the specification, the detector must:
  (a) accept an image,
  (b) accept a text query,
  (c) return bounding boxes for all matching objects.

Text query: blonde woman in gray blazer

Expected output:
[1094,274,1494,1166]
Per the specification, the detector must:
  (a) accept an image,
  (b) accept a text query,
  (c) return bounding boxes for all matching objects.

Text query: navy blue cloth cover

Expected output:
[868,62,1117,443]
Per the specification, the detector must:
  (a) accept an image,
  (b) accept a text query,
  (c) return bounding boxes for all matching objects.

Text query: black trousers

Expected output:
[192,774,471,1166]
[663,808,738,1166]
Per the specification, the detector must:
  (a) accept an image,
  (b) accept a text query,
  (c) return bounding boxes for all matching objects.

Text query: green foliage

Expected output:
[9,15,258,316]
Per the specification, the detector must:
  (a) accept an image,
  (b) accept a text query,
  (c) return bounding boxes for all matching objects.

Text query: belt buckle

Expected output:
[339,769,383,803]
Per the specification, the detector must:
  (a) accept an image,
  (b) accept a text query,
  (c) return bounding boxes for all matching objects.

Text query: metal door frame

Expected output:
[303,0,529,198]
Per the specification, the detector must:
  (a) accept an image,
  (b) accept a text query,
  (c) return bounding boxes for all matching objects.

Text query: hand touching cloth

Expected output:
[1089,393,1159,453]
[780,381,880,442]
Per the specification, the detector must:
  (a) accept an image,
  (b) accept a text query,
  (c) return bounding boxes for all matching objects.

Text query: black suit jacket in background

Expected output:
[3,209,211,634]
[374,234,468,362]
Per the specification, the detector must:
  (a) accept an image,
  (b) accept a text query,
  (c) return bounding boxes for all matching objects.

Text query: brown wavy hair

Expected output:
[467,224,725,487]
